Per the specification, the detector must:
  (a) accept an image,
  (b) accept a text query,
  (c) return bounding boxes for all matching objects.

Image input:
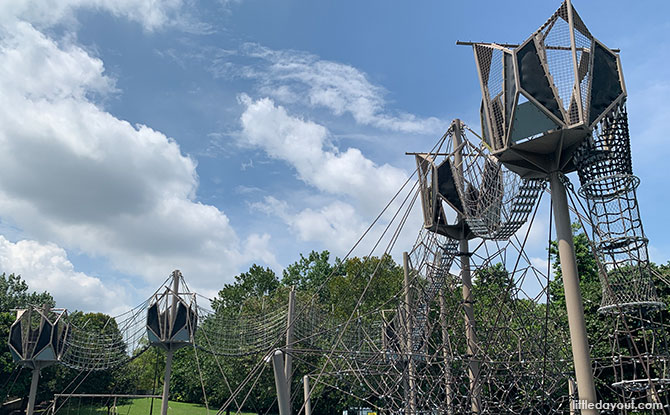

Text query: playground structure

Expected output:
[6,1,670,414]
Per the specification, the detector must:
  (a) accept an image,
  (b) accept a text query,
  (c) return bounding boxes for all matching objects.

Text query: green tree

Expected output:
[1,273,54,402]
[212,265,280,312]
[282,250,341,297]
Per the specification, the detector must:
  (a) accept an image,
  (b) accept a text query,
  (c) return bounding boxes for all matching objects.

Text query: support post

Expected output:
[460,237,481,415]
[272,350,291,415]
[451,119,481,414]
[26,366,40,415]
[161,350,174,415]
[303,375,312,415]
[549,172,597,415]
[402,252,417,414]
[568,378,576,415]
[439,287,453,415]
[161,271,181,415]
[285,287,296,400]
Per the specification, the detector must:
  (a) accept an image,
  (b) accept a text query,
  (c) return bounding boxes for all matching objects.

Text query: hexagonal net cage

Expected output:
[8,306,68,369]
[471,0,626,178]
[146,279,197,350]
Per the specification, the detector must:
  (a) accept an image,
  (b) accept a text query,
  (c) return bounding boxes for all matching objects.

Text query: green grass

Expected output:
[57,398,257,415]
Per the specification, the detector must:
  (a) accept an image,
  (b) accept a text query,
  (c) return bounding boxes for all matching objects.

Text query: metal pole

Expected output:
[303,375,312,415]
[403,252,417,414]
[272,350,291,415]
[285,287,296,400]
[439,287,453,415]
[161,350,174,415]
[568,378,576,415]
[161,271,181,415]
[549,172,597,415]
[460,237,481,415]
[26,366,40,415]
[452,119,481,414]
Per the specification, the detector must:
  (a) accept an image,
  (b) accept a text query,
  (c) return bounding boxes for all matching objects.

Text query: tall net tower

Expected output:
[468,0,670,412]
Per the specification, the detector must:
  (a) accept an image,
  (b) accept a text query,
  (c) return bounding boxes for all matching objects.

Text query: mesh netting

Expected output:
[448,126,544,240]
[60,303,148,371]
[295,225,575,414]
[574,103,661,311]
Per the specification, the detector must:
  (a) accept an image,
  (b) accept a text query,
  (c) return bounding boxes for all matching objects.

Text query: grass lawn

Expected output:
[56,397,257,415]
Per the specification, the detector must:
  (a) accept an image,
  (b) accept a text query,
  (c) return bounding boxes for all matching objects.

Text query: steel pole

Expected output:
[272,350,291,415]
[549,172,597,415]
[285,287,296,400]
[568,378,577,415]
[460,238,481,415]
[451,119,481,414]
[160,271,180,415]
[160,350,173,415]
[303,375,312,415]
[26,367,40,415]
[403,252,417,414]
[439,287,453,415]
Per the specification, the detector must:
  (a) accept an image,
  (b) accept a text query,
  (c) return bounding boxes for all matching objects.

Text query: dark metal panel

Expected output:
[147,302,161,340]
[34,322,52,357]
[9,322,23,358]
[516,39,563,122]
[436,159,463,214]
[171,302,187,339]
[589,42,623,125]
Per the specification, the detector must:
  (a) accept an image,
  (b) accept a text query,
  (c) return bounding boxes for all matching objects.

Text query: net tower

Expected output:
[460,0,660,412]
[465,0,670,411]
[146,270,198,415]
[8,305,68,415]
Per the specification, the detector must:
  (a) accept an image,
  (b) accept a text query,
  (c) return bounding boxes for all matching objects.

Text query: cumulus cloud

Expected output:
[252,196,368,254]
[239,95,424,255]
[0,21,276,295]
[214,44,444,134]
[0,235,130,315]
[239,95,408,215]
[0,0,190,32]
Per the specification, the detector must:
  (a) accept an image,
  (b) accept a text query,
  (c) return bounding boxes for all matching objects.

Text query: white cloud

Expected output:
[223,44,444,134]
[252,196,368,254]
[239,96,425,256]
[0,21,277,295]
[0,235,130,315]
[239,95,408,216]
[0,0,189,32]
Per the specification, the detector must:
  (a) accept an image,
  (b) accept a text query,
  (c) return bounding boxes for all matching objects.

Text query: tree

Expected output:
[282,250,341,297]
[1,273,54,403]
[212,265,280,312]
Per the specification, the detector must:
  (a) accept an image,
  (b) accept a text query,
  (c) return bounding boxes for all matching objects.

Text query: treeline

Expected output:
[2,226,670,413]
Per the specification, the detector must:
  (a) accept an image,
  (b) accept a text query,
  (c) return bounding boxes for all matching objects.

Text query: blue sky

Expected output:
[0,0,667,314]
